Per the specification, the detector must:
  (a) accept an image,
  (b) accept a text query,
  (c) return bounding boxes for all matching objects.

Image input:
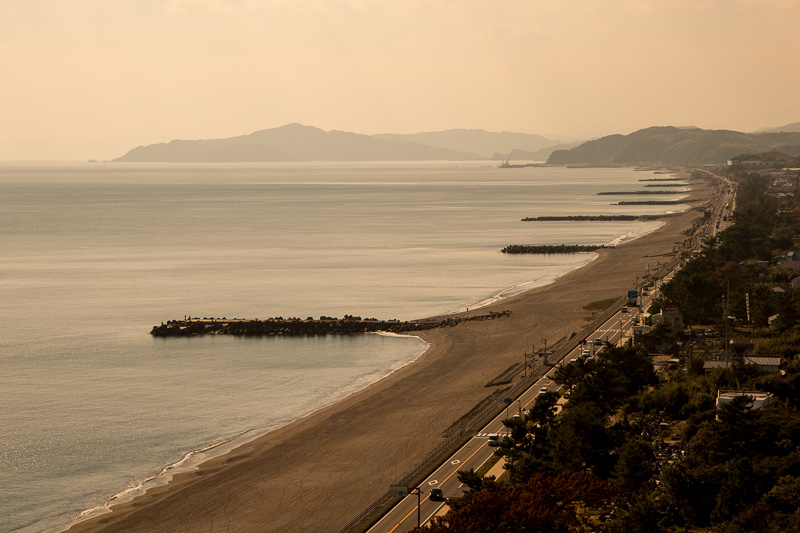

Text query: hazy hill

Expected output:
[754,121,800,133]
[490,141,586,162]
[373,129,566,159]
[547,126,800,165]
[114,124,480,162]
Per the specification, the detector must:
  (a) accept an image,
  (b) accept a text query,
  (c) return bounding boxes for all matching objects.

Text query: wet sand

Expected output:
[66,174,712,533]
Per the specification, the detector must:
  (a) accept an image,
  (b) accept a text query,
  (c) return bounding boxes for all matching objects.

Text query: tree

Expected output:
[499,392,560,482]
[552,356,595,393]
[548,402,613,475]
[611,440,657,493]
[710,458,756,524]
[457,468,497,495]
[416,473,619,533]
[607,492,666,533]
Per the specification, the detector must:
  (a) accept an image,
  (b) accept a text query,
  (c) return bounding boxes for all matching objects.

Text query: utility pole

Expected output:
[541,337,548,366]
[523,343,535,377]
[725,279,730,361]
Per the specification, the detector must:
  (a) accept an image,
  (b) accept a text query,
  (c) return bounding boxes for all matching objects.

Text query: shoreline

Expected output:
[66,243,619,527]
[74,334,434,527]
[65,170,713,533]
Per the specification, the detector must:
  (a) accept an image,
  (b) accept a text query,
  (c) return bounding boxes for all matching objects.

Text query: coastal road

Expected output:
[365,222,699,532]
[365,371,556,533]
[366,306,642,533]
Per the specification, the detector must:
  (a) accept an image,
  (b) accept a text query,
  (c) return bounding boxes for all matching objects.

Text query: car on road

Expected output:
[487,434,500,446]
[429,488,445,501]
[593,338,603,345]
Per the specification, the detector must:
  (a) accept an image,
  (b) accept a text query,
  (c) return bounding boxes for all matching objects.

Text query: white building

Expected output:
[716,390,775,410]
[652,307,684,335]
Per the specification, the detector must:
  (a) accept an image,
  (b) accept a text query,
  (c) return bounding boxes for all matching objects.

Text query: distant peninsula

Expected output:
[547,126,800,165]
[113,124,570,163]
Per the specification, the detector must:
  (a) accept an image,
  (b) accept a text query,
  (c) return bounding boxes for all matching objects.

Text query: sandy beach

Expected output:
[66,173,713,533]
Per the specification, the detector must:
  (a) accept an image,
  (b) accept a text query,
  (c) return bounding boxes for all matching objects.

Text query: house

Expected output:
[769,314,780,328]
[652,306,684,335]
[703,355,781,374]
[743,355,781,373]
[778,250,800,272]
[729,337,756,353]
[716,390,775,410]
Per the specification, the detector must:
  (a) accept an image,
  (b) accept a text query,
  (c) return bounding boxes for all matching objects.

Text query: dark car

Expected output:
[430,488,445,501]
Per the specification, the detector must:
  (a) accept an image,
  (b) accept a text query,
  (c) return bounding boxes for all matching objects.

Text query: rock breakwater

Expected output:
[500,244,612,254]
[150,311,512,337]
[597,190,683,195]
[615,200,686,205]
[521,215,664,222]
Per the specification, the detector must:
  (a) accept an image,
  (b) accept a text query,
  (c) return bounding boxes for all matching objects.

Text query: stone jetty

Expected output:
[597,190,683,195]
[643,183,687,187]
[521,214,664,222]
[638,177,684,181]
[616,200,685,205]
[500,244,613,254]
[150,311,512,338]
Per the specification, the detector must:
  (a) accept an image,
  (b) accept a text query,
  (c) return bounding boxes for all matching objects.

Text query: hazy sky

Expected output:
[2,0,799,160]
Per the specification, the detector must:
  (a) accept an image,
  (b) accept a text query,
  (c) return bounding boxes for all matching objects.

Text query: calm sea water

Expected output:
[0,162,684,532]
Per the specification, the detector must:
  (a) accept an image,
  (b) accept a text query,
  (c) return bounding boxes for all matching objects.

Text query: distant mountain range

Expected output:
[546,126,800,165]
[372,129,567,160]
[113,124,571,163]
[113,123,800,165]
[753,121,800,134]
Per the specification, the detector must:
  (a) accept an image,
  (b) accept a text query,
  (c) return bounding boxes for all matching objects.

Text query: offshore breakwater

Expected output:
[150,311,512,337]
[616,200,686,205]
[521,214,667,222]
[596,190,683,195]
[500,244,613,254]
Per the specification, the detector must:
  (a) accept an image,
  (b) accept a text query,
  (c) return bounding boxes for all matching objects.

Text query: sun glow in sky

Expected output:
[2,0,799,160]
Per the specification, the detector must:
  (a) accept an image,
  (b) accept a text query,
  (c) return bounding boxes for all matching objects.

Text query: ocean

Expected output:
[0,162,684,532]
